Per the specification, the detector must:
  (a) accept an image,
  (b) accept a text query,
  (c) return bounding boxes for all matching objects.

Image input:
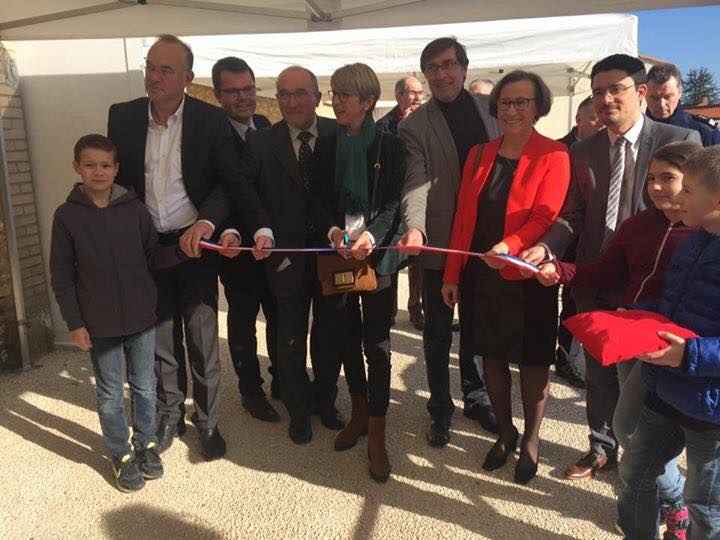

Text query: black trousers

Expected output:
[219,254,277,397]
[422,268,486,420]
[154,235,220,431]
[314,274,394,417]
[276,257,338,419]
[556,284,579,365]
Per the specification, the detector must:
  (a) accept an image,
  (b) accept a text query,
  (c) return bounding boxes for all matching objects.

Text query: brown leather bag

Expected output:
[317,253,377,295]
[316,134,384,296]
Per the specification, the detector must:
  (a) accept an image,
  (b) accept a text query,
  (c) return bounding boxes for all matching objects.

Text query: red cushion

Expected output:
[563,310,699,366]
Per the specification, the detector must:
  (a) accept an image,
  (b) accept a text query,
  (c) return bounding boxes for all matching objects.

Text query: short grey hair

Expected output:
[470,78,494,89]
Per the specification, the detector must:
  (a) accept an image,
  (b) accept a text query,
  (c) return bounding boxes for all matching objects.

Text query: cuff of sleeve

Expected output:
[220,229,241,243]
[364,230,376,247]
[254,228,275,247]
[685,338,699,374]
[328,226,342,246]
[197,219,216,233]
[66,319,84,332]
[538,242,556,262]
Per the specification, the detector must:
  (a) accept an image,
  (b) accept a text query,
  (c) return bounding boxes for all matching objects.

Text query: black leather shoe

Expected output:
[514,451,539,485]
[289,417,312,445]
[409,310,425,331]
[482,427,519,472]
[426,417,451,447]
[463,400,499,435]
[242,395,281,423]
[156,418,178,454]
[312,404,346,430]
[199,428,226,461]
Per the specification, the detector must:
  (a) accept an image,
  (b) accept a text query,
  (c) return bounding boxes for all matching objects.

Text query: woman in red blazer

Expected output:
[442,71,570,484]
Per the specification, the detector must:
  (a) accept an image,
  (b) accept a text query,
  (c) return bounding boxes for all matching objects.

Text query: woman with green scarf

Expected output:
[311,63,406,483]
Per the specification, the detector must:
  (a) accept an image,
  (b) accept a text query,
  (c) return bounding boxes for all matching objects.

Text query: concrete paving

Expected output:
[0,272,629,539]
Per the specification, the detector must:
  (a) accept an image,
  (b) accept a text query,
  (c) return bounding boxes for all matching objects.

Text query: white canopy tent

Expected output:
[183,13,637,125]
[0,0,715,40]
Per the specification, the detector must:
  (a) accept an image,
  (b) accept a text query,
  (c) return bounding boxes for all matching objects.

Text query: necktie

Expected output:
[246,125,255,135]
[603,136,627,248]
[297,131,313,192]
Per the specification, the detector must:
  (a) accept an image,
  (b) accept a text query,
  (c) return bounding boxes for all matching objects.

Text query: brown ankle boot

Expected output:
[334,394,369,451]
[368,416,390,483]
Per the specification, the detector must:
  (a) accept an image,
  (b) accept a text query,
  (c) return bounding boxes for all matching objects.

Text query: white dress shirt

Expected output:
[607,113,644,180]
[287,118,319,157]
[228,116,256,142]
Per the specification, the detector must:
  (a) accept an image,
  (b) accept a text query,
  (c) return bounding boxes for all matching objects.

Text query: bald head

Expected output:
[469,79,494,95]
[275,66,322,130]
[395,75,424,117]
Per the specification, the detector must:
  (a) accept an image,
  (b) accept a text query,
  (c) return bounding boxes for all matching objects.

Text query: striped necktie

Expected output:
[603,136,627,248]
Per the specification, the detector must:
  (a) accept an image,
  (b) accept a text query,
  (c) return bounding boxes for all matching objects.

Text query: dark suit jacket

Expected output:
[226,116,337,297]
[376,105,401,135]
[107,95,246,229]
[541,115,702,311]
[312,129,407,276]
[229,113,272,156]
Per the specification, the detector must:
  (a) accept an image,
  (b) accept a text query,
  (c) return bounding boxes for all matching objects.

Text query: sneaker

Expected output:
[661,503,689,540]
[136,442,164,480]
[112,453,145,493]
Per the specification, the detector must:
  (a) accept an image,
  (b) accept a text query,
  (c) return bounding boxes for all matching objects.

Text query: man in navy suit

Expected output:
[211,57,280,423]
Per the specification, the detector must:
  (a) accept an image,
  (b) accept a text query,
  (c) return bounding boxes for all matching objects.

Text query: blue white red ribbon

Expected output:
[199,240,540,273]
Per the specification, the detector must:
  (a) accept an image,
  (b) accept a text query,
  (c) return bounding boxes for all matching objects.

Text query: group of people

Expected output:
[48,32,720,538]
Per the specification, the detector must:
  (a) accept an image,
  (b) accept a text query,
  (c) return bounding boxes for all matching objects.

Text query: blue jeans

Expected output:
[614,360,685,507]
[89,327,157,457]
[618,404,720,539]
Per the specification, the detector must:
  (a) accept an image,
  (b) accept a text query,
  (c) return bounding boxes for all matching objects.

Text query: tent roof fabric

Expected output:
[0,0,715,40]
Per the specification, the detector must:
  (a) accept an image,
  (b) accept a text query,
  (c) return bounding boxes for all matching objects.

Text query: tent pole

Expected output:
[0,114,31,370]
[567,70,576,132]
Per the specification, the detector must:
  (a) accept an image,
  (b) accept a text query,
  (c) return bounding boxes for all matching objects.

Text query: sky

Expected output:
[631,6,720,81]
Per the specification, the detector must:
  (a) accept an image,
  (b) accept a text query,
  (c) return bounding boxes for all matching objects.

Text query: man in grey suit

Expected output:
[398,38,501,446]
[225,66,344,445]
[522,54,701,480]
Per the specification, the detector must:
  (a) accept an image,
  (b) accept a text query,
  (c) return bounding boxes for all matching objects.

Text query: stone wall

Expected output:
[0,44,53,371]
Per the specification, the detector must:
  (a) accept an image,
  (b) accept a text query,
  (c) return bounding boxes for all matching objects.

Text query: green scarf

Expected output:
[335,114,377,215]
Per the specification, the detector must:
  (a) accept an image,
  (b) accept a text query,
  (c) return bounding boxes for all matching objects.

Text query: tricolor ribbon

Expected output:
[199,240,540,273]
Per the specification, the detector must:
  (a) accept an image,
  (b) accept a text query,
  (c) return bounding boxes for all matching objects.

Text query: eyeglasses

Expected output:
[276,89,313,101]
[424,59,460,75]
[405,90,424,98]
[591,83,637,100]
[220,86,256,97]
[328,90,357,103]
[497,98,536,111]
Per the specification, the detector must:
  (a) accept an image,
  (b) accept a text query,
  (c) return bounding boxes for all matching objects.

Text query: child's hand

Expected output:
[536,262,560,286]
[70,327,92,351]
[638,331,686,368]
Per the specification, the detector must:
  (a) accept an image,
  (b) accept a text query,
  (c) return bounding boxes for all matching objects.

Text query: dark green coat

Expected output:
[312,129,407,276]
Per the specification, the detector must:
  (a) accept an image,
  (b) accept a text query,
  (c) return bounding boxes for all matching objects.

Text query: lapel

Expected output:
[229,121,245,156]
[472,131,537,199]
[590,130,611,219]
[427,98,460,191]
[633,116,656,210]
[180,95,197,191]
[272,120,303,188]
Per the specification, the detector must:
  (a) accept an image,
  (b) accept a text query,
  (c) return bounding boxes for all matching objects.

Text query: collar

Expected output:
[608,113,644,147]
[228,115,256,140]
[148,95,185,128]
[287,116,319,142]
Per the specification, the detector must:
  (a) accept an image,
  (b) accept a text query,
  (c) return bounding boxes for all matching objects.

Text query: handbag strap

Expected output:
[368,132,385,222]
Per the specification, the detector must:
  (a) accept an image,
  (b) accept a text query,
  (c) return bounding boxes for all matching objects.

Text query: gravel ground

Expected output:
[0,272,627,539]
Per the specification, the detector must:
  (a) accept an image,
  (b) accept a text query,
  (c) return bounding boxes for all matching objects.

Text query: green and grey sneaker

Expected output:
[112,453,145,493]
[136,442,164,480]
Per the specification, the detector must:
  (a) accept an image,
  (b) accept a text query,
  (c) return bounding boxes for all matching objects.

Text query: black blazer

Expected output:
[312,129,407,275]
[107,95,248,228]
[376,105,401,135]
[226,116,337,297]
[230,113,272,156]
